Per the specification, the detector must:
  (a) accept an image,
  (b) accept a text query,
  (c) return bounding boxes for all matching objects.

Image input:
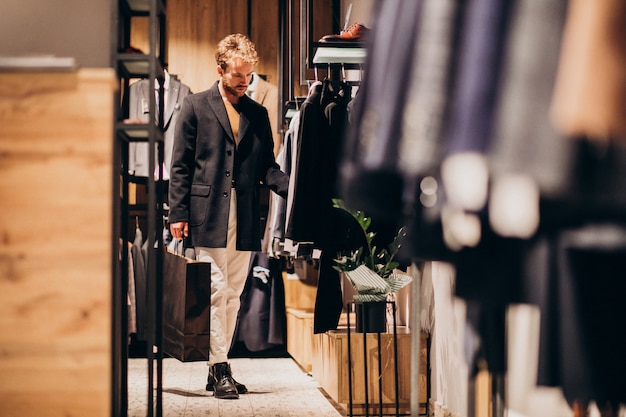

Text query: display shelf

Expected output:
[0,55,76,71]
[121,0,166,15]
[311,41,367,67]
[112,0,167,415]
[115,122,164,143]
[116,53,165,79]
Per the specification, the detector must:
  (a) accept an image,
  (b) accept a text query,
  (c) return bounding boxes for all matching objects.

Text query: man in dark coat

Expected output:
[168,33,289,399]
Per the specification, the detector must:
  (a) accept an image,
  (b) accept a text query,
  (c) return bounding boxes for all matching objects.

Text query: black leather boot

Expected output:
[206,364,248,394]
[212,362,239,399]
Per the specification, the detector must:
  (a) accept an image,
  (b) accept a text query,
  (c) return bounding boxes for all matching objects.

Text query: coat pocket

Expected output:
[189,184,211,227]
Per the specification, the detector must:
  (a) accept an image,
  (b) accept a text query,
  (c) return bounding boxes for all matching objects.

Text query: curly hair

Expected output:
[215,33,259,70]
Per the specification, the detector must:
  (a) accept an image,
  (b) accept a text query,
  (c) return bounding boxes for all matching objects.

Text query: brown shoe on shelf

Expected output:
[319,23,370,43]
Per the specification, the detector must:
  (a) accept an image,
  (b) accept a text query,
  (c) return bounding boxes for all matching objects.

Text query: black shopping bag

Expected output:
[162,246,211,362]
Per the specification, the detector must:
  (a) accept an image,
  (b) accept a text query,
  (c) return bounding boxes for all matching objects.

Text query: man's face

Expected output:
[219,58,254,98]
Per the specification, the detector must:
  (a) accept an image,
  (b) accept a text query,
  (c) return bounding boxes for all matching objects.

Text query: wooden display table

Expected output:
[312,326,429,416]
[286,308,316,372]
[287,306,358,373]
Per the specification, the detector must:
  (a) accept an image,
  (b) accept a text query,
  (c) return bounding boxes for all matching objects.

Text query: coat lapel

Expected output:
[138,82,151,118]
[255,80,268,105]
[239,111,251,144]
[238,95,257,145]
[207,82,235,143]
[163,78,180,129]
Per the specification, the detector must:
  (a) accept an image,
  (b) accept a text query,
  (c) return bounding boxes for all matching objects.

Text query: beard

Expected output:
[222,77,247,98]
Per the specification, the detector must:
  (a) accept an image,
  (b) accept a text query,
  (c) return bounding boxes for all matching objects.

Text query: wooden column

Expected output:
[0,69,116,417]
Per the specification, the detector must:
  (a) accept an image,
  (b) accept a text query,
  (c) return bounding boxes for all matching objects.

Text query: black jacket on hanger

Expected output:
[285,78,358,333]
[231,252,286,353]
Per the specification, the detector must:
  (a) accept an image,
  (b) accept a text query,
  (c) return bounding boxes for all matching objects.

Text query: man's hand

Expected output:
[170,221,189,240]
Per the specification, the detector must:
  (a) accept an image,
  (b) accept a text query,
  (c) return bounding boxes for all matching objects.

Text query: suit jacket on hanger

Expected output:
[128,72,192,179]
[248,73,281,157]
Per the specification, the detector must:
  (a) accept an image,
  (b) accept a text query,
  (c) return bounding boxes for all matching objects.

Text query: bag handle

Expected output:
[168,238,185,256]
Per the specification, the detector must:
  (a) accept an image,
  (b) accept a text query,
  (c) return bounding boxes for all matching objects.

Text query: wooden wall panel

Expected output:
[250,0,279,85]
[293,0,334,98]
[168,0,248,93]
[166,0,216,93]
[131,0,250,94]
[130,1,333,99]
[0,69,116,417]
[130,16,148,47]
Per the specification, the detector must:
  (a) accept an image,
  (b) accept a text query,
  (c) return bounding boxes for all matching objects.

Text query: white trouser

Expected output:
[195,192,251,365]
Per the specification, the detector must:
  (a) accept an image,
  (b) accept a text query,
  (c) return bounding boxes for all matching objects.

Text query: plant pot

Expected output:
[355,301,387,333]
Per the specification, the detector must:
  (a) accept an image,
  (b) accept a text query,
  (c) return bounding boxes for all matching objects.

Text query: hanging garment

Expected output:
[338,0,424,222]
[285,78,353,247]
[488,0,626,228]
[284,82,325,245]
[488,0,570,204]
[231,252,286,353]
[264,111,298,258]
[450,0,569,303]
[523,224,626,406]
[247,72,281,157]
[283,78,358,333]
[451,0,570,382]
[443,0,513,155]
[131,225,147,341]
[126,242,137,335]
[408,0,513,262]
[128,70,192,180]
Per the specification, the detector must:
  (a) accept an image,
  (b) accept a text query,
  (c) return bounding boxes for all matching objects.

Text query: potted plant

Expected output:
[331,199,412,332]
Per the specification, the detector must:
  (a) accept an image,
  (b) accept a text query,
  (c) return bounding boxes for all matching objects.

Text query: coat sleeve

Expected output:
[168,94,197,223]
[259,108,289,199]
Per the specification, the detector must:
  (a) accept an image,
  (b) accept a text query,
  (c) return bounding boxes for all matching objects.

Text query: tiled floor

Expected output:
[127,357,346,417]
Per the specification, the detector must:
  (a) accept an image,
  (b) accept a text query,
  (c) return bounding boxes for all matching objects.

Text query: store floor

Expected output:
[127,357,346,417]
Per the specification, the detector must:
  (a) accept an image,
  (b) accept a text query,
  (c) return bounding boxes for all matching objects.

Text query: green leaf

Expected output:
[331,199,407,291]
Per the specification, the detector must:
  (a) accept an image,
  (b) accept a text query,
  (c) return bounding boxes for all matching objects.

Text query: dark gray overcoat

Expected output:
[168,81,289,251]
